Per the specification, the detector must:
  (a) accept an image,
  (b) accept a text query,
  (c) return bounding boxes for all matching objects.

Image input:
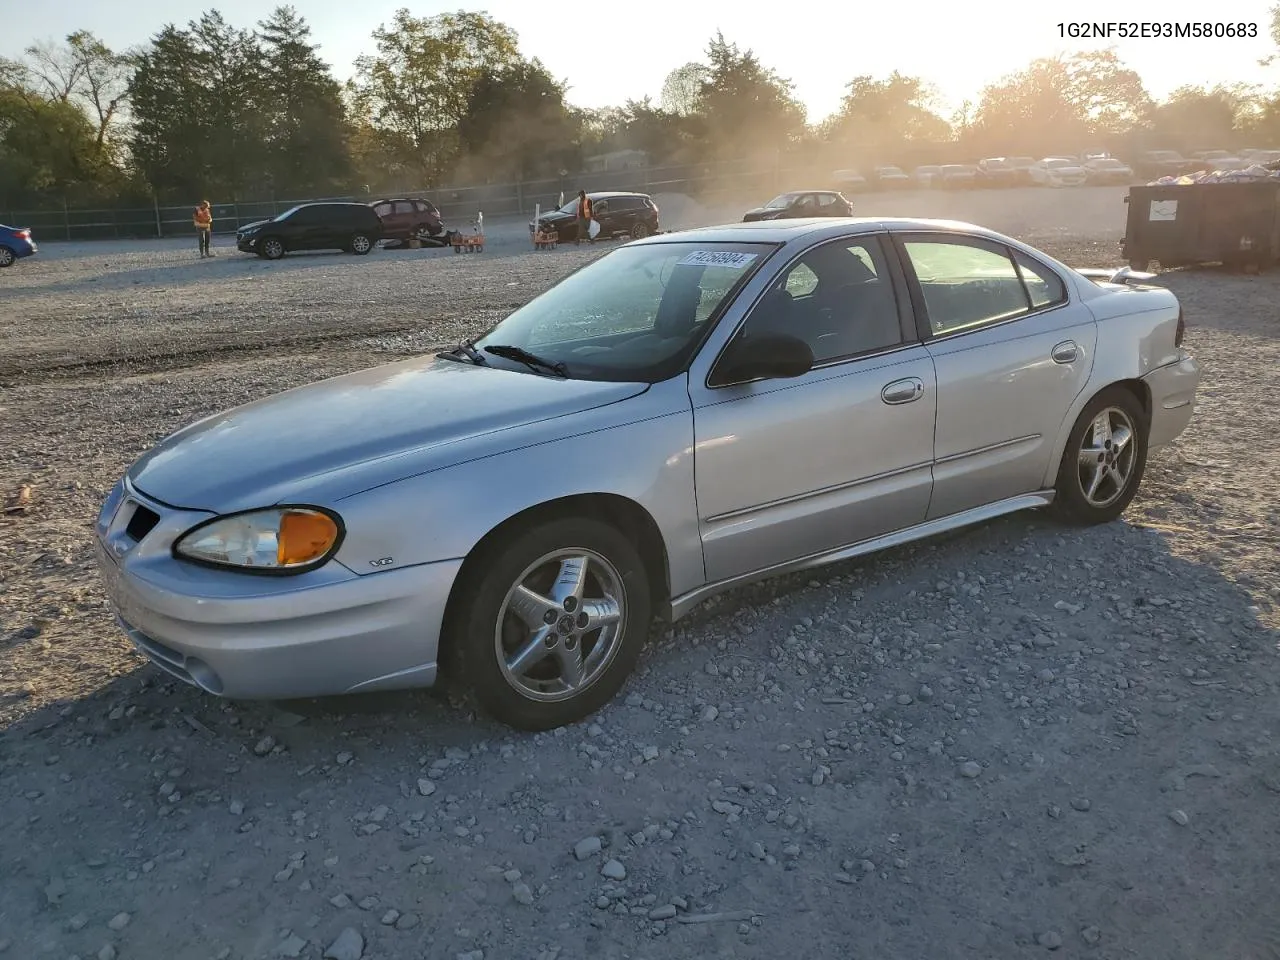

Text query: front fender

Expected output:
[330,379,704,598]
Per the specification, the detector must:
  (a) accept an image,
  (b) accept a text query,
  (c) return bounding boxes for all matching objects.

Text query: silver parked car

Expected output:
[95,218,1200,730]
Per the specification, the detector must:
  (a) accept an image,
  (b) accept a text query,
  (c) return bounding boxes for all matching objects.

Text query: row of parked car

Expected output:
[832,148,1280,192]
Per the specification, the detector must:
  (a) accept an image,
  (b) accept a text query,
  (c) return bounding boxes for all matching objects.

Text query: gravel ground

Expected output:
[2,186,1279,960]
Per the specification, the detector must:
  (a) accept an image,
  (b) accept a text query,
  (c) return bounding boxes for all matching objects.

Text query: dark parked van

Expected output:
[236,202,385,259]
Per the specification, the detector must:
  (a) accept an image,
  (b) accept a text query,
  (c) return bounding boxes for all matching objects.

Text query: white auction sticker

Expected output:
[677,250,758,269]
[1149,200,1178,221]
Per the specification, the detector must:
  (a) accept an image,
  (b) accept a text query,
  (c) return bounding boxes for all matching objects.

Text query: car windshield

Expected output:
[942,165,972,173]
[558,198,584,214]
[763,194,798,209]
[1046,159,1074,169]
[469,241,775,383]
[274,205,306,221]
[983,159,1009,169]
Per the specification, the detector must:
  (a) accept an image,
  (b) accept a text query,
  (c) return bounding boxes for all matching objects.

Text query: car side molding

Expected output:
[667,491,1056,621]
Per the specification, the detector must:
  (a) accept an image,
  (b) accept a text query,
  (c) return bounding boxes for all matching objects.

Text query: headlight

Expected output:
[173,506,343,573]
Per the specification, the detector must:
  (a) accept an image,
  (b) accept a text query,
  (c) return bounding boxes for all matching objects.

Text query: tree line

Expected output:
[3,4,1280,208]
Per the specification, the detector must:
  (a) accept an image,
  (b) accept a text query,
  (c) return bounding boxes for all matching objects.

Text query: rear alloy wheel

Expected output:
[260,237,285,260]
[449,517,651,731]
[630,221,650,240]
[1052,386,1148,524]
[0,245,14,267]
[350,233,373,255]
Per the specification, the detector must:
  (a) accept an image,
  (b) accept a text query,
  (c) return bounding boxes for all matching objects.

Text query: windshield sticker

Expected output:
[677,250,758,269]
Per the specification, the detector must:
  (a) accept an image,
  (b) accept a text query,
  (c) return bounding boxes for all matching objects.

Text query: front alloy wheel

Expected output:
[261,237,285,260]
[447,516,651,730]
[496,550,625,702]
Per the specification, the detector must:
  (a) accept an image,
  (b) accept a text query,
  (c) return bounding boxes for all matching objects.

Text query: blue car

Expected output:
[0,223,37,267]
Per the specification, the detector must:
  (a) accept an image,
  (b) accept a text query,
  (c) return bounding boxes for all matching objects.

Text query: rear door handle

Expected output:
[1051,340,1079,364]
[881,377,924,405]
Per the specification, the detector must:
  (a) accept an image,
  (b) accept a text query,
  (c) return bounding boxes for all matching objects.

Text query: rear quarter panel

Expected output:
[1040,278,1183,484]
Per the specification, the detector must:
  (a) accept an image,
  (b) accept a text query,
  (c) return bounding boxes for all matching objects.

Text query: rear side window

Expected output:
[394,201,414,215]
[1012,251,1067,308]
[372,202,392,217]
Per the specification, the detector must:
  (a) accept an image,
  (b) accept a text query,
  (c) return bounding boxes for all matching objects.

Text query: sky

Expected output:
[8,0,1279,121]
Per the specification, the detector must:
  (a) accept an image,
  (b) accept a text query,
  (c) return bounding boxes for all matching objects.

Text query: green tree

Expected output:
[660,63,709,116]
[257,6,353,193]
[350,9,521,184]
[129,12,275,198]
[0,80,106,203]
[695,33,805,160]
[457,58,579,181]
[823,72,951,159]
[20,31,133,158]
[970,51,1152,155]
[1149,84,1261,149]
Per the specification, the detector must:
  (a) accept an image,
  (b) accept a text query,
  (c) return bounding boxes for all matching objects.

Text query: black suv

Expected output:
[742,190,853,221]
[236,202,385,259]
[529,192,660,243]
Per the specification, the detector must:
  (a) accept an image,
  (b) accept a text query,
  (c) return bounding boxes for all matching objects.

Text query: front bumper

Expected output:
[94,481,462,700]
[1142,351,1201,450]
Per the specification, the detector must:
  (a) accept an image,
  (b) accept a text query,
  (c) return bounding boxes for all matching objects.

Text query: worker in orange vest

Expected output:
[575,190,593,246]
[193,200,213,258]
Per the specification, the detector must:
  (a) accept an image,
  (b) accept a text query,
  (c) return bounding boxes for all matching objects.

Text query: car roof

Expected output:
[371,197,435,203]
[630,216,1022,247]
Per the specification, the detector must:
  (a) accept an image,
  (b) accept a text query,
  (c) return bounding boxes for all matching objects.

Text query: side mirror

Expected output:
[712,333,814,387]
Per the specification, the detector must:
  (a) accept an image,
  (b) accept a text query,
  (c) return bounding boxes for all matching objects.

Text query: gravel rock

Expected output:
[106,913,131,932]
[601,859,627,881]
[573,836,602,860]
[958,761,982,779]
[324,927,364,960]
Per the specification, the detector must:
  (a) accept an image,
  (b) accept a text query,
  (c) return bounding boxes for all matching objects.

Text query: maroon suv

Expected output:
[370,197,445,241]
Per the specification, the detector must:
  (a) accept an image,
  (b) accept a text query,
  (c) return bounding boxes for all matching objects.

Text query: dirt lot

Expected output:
[1,186,1278,960]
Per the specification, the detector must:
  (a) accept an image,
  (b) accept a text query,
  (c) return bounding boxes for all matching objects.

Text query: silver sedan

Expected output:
[95,218,1200,730]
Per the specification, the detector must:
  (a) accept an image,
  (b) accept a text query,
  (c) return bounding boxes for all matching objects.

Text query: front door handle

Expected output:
[1051,340,1079,364]
[881,377,924,405]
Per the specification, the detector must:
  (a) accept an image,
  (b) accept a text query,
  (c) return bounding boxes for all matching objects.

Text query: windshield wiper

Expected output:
[437,338,488,366]
[483,344,569,377]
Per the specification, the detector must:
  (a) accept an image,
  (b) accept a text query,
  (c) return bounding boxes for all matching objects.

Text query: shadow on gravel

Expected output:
[2,505,1279,959]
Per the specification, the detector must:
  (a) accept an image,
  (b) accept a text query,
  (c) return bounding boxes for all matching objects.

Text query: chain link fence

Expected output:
[1,157,803,242]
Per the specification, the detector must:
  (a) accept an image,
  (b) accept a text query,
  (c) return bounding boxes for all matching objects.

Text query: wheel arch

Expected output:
[439,493,672,666]
[1043,377,1152,486]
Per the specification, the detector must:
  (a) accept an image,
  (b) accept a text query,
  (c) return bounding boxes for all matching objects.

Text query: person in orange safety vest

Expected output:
[193,200,213,258]
[575,190,593,245]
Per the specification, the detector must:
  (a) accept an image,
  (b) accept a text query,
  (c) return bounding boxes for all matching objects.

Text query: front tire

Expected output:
[1052,386,1149,524]
[448,517,652,731]
[260,237,285,260]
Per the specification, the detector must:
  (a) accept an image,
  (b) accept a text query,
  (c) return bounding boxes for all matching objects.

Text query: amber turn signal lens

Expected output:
[277,509,339,566]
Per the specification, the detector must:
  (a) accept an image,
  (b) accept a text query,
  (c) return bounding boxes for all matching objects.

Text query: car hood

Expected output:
[238,219,272,233]
[127,357,649,512]
[742,208,783,220]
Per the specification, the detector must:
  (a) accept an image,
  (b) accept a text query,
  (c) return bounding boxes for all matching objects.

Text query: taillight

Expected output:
[1175,307,1185,347]
[17,229,30,239]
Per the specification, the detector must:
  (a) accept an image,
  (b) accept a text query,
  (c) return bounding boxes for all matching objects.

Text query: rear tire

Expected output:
[0,245,14,267]
[350,233,373,255]
[1052,386,1149,525]
[630,222,650,240]
[447,517,652,731]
